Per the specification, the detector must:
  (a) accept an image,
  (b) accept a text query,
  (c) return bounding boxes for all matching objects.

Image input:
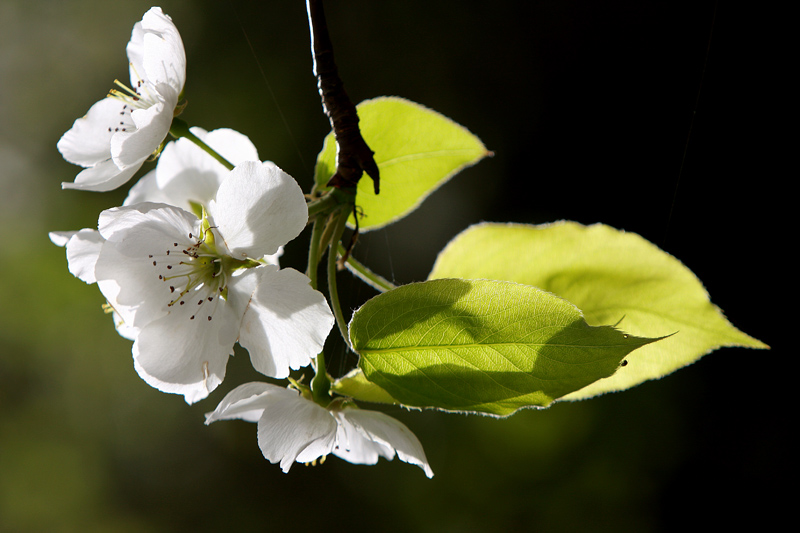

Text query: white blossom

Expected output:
[205,382,434,478]
[50,127,264,339]
[58,7,186,191]
[53,161,332,404]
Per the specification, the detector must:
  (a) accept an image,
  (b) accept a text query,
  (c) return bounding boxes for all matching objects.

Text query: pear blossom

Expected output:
[53,161,333,404]
[58,7,186,191]
[205,382,434,477]
[50,128,265,340]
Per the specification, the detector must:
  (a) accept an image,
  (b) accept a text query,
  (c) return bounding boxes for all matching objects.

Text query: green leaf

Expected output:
[349,278,659,417]
[314,96,491,231]
[428,222,769,400]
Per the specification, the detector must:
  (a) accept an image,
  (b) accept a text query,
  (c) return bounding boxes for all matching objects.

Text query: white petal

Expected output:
[152,131,222,209]
[331,412,393,465]
[132,296,240,403]
[124,128,259,211]
[139,7,186,92]
[123,168,164,206]
[263,246,282,268]
[110,88,177,169]
[255,389,337,472]
[204,382,282,424]
[341,409,434,478]
[51,229,140,338]
[111,309,139,341]
[61,158,140,192]
[202,128,259,166]
[62,229,104,284]
[211,161,308,259]
[95,203,199,328]
[235,266,334,379]
[57,98,119,167]
[88,272,139,341]
[48,231,75,247]
[97,201,196,242]
[126,21,146,83]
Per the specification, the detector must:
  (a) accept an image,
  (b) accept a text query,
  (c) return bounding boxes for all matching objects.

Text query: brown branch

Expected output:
[306,0,380,194]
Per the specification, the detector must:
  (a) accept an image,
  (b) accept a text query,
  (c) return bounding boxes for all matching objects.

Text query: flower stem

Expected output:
[306,218,324,290]
[306,192,339,220]
[308,187,357,219]
[338,244,397,293]
[327,207,352,349]
[169,118,235,171]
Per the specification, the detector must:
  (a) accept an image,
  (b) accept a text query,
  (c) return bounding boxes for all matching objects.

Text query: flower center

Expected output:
[108,62,159,107]
[149,228,231,323]
[105,63,160,134]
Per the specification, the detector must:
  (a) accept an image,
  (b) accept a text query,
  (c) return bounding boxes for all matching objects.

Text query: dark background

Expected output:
[0,1,781,531]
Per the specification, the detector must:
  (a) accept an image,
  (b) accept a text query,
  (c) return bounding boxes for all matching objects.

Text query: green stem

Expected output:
[169,118,235,171]
[306,192,339,220]
[307,187,357,220]
[327,208,352,349]
[306,218,324,290]
[338,244,397,293]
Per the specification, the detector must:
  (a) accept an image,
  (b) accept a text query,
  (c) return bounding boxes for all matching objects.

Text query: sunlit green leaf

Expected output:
[349,278,658,417]
[314,96,491,231]
[428,222,769,400]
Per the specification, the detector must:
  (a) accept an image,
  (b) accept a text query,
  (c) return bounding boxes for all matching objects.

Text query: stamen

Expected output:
[304,456,328,467]
[109,79,141,102]
[145,226,237,324]
[106,67,158,116]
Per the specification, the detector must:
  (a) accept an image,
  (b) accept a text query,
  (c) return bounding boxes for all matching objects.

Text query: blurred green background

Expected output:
[0,1,781,531]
